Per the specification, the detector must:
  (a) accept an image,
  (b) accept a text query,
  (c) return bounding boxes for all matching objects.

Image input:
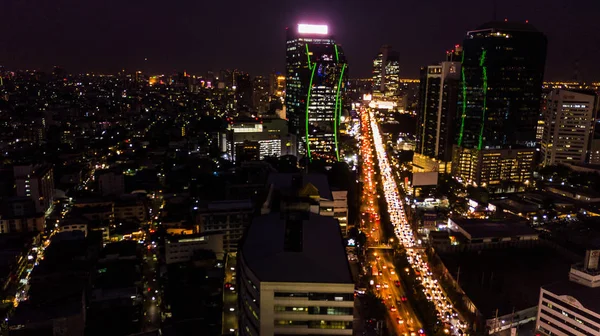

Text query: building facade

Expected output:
[285,24,348,162]
[540,89,597,166]
[14,164,54,214]
[452,146,535,186]
[372,45,400,101]
[165,233,225,264]
[416,62,461,163]
[536,250,600,336]
[238,213,354,336]
[457,21,547,150]
[196,199,254,252]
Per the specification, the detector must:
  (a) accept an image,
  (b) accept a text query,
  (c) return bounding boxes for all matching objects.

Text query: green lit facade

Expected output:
[285,27,348,162]
[457,21,547,150]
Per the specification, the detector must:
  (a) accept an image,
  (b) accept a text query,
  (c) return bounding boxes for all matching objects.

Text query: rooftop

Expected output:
[543,280,600,313]
[450,217,538,240]
[241,212,352,284]
[474,21,540,33]
[267,173,333,200]
[440,245,575,317]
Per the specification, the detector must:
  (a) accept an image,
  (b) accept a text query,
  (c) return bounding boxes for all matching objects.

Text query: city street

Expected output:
[359,109,422,336]
[364,106,467,335]
[222,255,238,335]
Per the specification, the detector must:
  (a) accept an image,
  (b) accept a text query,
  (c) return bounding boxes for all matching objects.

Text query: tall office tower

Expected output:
[253,76,270,115]
[269,72,286,99]
[372,45,400,100]
[457,21,547,150]
[235,72,254,113]
[540,89,597,166]
[285,23,348,162]
[238,212,354,336]
[416,62,461,163]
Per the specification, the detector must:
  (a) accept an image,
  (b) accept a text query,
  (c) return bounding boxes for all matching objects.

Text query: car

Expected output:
[401,296,408,302]
[394,280,401,287]
[383,283,389,289]
[390,306,397,312]
[397,317,404,324]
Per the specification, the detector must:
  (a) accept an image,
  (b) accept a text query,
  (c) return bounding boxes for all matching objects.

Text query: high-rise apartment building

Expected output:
[540,89,597,166]
[238,212,354,336]
[416,62,461,163]
[457,21,547,150]
[285,24,348,162]
[372,45,400,100]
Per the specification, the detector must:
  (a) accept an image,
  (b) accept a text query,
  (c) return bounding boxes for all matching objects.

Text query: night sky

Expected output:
[1,0,599,80]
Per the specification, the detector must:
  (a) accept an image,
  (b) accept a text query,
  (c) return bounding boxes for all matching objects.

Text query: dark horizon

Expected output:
[1,0,599,80]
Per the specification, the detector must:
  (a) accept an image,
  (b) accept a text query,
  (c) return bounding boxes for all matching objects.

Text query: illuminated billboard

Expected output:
[412,171,438,186]
[298,24,328,35]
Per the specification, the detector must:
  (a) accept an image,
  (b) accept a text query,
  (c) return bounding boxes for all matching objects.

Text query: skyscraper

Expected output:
[416,61,461,163]
[285,24,348,162]
[372,45,400,101]
[456,21,547,150]
[540,89,597,166]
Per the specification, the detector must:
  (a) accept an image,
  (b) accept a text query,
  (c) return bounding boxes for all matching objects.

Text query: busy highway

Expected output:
[363,107,467,335]
[360,108,423,336]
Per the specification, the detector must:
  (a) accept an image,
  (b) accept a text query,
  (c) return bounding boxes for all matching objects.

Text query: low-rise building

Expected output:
[238,212,354,336]
[536,250,600,336]
[0,197,44,233]
[165,232,225,264]
[196,199,254,252]
[114,196,146,223]
[546,185,600,203]
[447,217,539,244]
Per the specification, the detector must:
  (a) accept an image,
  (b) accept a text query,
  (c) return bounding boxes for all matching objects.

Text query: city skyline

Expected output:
[1,0,599,80]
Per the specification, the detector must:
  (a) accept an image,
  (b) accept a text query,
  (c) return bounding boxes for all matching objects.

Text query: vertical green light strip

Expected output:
[334,63,347,161]
[458,66,467,146]
[305,43,315,160]
[306,65,316,160]
[334,44,339,62]
[478,50,488,150]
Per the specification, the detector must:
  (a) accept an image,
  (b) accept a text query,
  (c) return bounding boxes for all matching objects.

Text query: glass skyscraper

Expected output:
[372,45,400,101]
[457,21,547,150]
[416,61,461,163]
[285,24,348,162]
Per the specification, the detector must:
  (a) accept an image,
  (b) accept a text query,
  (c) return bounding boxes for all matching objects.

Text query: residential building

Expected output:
[97,169,125,196]
[0,197,44,233]
[114,196,146,223]
[540,89,597,166]
[196,199,254,252]
[536,250,600,335]
[285,23,348,161]
[238,212,354,336]
[14,164,54,214]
